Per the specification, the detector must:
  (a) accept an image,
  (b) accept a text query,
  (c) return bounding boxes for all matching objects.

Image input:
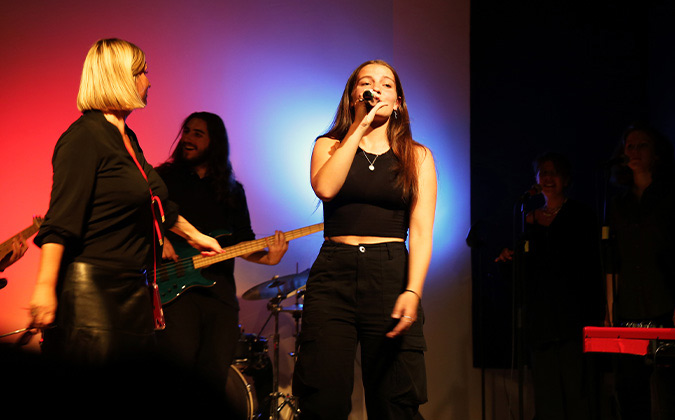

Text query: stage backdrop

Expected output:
[0,0,470,418]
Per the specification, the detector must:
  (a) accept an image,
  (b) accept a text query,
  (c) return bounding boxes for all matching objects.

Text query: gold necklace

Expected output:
[362,150,381,171]
[541,199,567,217]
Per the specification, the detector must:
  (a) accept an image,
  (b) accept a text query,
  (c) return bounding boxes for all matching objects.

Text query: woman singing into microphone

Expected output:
[496,152,604,420]
[292,60,437,419]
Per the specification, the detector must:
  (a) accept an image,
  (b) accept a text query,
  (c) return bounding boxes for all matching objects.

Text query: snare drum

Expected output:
[225,365,258,420]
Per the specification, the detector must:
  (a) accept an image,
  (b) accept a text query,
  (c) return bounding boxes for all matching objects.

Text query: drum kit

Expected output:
[226,268,310,420]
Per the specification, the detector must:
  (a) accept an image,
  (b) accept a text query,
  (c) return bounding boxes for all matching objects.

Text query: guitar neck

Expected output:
[193,223,323,269]
[0,219,42,258]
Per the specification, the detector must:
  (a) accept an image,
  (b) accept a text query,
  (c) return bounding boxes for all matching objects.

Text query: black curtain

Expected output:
[470,0,675,368]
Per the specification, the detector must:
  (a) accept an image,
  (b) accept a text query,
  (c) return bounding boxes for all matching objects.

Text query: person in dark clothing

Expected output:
[292,60,437,419]
[496,152,605,420]
[606,124,675,420]
[155,112,288,401]
[28,39,223,366]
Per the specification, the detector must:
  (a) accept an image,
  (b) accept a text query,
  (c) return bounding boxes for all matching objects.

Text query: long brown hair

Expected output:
[157,112,238,204]
[610,123,675,187]
[320,60,422,203]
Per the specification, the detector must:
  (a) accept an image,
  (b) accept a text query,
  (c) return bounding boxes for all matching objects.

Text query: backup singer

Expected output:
[606,124,675,419]
[28,39,222,365]
[292,60,437,419]
[496,152,604,420]
[155,112,288,397]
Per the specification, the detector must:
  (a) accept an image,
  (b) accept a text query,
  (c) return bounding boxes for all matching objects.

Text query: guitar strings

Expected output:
[151,239,272,280]
[152,224,322,281]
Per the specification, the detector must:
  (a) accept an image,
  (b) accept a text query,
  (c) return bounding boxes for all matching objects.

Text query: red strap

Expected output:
[123,137,166,330]
[122,140,165,238]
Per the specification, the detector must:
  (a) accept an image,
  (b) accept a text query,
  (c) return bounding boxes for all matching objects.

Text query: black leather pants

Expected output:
[42,261,155,366]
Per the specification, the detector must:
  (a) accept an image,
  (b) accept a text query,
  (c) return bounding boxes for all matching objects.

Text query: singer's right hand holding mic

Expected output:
[355,90,389,128]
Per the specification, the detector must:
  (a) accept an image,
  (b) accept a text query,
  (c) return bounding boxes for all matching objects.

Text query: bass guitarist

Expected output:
[155,112,288,399]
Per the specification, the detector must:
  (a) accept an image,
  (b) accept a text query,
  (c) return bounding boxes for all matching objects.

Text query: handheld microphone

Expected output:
[520,184,542,201]
[362,89,375,112]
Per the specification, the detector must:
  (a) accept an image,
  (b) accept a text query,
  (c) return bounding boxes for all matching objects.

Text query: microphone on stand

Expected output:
[520,184,542,201]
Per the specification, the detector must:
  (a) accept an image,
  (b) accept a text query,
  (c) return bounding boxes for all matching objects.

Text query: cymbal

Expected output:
[242,268,310,301]
[286,285,306,299]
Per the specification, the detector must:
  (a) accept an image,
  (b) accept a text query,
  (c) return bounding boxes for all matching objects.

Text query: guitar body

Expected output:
[155,223,323,305]
[157,230,232,305]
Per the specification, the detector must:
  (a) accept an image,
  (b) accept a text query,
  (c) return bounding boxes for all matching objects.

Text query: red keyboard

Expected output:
[584,327,675,355]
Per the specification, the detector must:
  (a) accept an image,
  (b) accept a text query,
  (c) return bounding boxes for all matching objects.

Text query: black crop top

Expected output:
[323,147,409,239]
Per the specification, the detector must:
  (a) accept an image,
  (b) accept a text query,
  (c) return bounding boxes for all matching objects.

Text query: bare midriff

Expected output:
[326,235,405,246]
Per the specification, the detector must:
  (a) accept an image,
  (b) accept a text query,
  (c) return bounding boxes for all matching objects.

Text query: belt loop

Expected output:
[385,242,393,260]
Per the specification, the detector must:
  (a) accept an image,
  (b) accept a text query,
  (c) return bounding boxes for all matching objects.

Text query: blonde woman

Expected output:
[28,39,222,365]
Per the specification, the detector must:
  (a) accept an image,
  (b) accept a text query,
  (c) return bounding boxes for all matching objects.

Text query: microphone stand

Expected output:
[512,194,531,420]
[466,223,486,420]
[598,161,616,326]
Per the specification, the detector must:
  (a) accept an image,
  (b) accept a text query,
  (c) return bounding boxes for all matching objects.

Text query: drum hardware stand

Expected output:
[287,288,304,361]
[255,284,301,419]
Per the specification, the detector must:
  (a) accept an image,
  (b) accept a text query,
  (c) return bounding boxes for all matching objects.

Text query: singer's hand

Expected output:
[162,237,179,262]
[29,282,57,328]
[356,101,389,128]
[494,247,514,262]
[387,291,420,338]
[188,233,223,256]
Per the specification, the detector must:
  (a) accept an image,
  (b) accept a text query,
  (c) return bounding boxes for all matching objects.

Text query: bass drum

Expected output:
[225,365,258,420]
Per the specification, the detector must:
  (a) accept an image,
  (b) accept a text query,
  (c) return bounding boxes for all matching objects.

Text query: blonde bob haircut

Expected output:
[76,38,147,112]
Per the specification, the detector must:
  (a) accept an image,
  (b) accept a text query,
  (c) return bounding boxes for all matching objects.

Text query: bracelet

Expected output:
[404,289,421,300]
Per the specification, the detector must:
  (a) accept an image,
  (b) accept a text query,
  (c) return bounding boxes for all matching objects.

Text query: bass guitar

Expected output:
[0,216,43,264]
[156,223,323,304]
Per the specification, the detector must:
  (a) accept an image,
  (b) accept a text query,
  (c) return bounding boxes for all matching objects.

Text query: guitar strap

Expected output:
[123,136,166,330]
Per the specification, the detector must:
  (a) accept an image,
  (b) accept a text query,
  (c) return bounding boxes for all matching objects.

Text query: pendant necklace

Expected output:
[541,198,567,217]
[362,150,380,171]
